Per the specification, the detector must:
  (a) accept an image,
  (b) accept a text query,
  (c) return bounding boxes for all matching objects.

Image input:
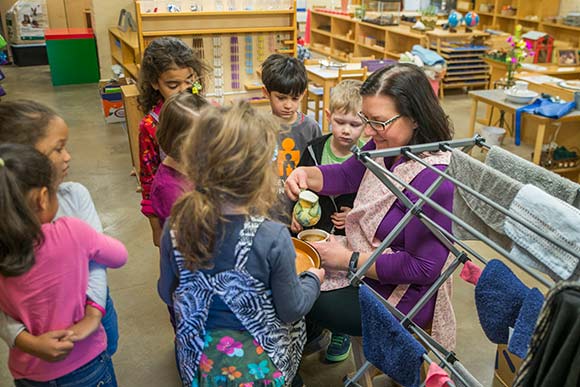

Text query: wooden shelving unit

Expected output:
[474,0,580,48]
[309,9,426,62]
[427,30,491,97]
[108,27,140,80]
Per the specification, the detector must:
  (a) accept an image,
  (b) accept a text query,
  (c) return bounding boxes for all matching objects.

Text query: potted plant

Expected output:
[421,5,438,30]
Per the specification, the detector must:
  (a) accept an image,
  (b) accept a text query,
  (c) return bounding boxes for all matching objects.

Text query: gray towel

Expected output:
[450,360,483,387]
[505,184,580,281]
[448,149,522,249]
[486,146,580,209]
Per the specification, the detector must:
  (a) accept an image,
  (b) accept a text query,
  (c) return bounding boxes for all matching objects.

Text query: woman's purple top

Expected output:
[151,164,191,227]
[318,140,454,328]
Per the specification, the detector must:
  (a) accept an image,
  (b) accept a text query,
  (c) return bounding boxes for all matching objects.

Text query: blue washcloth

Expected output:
[411,44,445,66]
[514,98,576,145]
[475,259,528,344]
[508,287,545,358]
[359,285,426,387]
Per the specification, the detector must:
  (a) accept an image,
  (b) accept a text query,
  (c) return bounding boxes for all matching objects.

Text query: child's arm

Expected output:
[158,224,179,306]
[66,305,103,342]
[14,330,75,362]
[270,227,323,323]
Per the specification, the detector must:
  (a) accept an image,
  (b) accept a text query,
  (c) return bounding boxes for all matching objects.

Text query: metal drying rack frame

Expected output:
[344,135,579,387]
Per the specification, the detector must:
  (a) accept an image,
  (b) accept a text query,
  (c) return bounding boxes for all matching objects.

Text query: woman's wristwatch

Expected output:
[348,251,360,275]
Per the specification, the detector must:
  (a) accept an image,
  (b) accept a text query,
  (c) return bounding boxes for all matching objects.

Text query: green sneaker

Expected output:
[325,333,351,363]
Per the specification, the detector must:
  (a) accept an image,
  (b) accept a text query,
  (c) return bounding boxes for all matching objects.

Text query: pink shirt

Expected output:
[0,217,127,381]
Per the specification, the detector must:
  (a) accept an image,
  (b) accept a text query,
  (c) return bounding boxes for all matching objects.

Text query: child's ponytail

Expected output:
[0,144,55,277]
[171,187,222,271]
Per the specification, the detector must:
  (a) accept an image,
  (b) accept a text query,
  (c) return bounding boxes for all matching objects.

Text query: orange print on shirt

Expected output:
[278,137,300,179]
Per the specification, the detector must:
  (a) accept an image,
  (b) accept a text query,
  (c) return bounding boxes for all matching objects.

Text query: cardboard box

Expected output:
[494,344,523,387]
[99,80,125,124]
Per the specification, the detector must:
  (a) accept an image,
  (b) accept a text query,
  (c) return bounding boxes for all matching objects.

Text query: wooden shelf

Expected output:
[518,18,539,23]
[142,26,294,36]
[549,165,580,174]
[542,22,580,32]
[140,10,295,17]
[441,81,489,88]
[496,14,517,20]
[333,35,355,44]
[109,27,139,50]
[311,28,332,37]
[357,42,386,53]
[478,11,494,16]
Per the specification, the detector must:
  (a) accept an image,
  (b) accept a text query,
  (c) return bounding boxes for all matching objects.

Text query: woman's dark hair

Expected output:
[0,100,59,146]
[360,63,453,144]
[261,53,308,97]
[138,37,211,113]
[0,143,56,277]
[157,92,208,161]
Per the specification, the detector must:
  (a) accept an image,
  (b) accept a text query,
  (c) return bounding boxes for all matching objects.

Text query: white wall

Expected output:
[91,0,133,79]
[559,0,579,16]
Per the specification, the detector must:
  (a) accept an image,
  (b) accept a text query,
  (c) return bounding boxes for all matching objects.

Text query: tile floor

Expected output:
[0,64,542,386]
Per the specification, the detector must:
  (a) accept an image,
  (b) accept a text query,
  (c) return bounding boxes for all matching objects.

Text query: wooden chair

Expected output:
[337,66,368,83]
[304,59,324,123]
[348,54,375,62]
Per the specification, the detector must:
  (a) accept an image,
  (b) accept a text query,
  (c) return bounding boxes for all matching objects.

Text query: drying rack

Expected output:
[343,135,580,387]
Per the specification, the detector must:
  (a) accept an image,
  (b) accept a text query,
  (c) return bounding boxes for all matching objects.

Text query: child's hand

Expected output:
[14,330,75,362]
[291,214,303,234]
[307,267,325,284]
[67,304,103,342]
[331,207,352,230]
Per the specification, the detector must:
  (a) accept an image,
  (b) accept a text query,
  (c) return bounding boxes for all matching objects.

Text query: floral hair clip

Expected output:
[191,81,203,95]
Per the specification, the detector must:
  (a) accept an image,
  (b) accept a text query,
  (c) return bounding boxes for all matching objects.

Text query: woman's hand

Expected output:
[314,235,351,272]
[284,167,309,201]
[331,206,352,230]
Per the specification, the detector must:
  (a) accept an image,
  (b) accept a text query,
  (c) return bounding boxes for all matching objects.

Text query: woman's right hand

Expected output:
[284,167,309,201]
[307,267,325,284]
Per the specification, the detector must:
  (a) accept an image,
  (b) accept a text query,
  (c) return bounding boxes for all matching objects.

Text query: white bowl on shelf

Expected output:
[504,89,539,104]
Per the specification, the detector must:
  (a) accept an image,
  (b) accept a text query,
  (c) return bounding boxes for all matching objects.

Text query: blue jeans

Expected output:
[102,289,119,356]
[14,352,117,387]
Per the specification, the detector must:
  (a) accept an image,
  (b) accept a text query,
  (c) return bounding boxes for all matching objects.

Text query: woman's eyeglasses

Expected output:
[357,112,401,132]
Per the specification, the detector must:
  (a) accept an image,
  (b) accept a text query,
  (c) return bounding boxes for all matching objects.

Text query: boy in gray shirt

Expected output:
[261,54,322,183]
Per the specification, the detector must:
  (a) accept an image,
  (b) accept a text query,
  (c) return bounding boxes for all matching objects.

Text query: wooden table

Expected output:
[468,89,580,168]
[484,57,580,87]
[303,63,364,132]
[121,84,143,185]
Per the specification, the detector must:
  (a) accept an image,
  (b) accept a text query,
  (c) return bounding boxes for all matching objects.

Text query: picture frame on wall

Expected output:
[556,49,579,67]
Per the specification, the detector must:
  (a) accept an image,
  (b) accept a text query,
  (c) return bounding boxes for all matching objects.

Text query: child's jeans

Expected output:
[102,289,119,356]
[14,351,117,387]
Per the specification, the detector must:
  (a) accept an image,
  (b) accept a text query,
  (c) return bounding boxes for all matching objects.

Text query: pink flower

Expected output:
[506,36,513,43]
[199,354,214,373]
[216,336,243,356]
[511,57,517,63]
[272,371,283,379]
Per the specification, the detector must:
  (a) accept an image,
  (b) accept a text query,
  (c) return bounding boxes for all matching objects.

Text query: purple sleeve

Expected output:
[373,165,454,285]
[319,139,376,196]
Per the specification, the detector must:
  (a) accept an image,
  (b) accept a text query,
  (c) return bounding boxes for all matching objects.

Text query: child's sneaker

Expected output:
[325,333,351,362]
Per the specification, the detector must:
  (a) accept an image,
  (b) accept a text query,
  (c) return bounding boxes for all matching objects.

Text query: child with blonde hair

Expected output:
[294,79,365,364]
[158,101,324,386]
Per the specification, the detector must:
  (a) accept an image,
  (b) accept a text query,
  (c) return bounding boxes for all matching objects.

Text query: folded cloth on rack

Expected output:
[475,259,529,343]
[450,360,483,387]
[513,282,580,387]
[514,98,576,145]
[485,146,580,209]
[425,362,454,387]
[504,184,580,280]
[509,288,545,359]
[412,44,445,66]
[459,260,482,285]
[447,149,521,249]
[359,285,426,387]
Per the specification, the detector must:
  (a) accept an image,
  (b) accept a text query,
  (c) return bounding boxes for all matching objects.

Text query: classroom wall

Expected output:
[559,0,579,16]
[91,0,133,79]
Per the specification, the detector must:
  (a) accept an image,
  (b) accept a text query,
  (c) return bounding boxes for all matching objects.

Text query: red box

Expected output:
[523,33,554,64]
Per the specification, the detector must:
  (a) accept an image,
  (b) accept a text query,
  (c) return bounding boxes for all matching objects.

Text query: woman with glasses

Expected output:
[285,63,456,351]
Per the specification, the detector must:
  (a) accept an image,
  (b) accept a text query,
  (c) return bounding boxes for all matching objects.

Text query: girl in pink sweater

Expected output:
[0,143,128,386]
